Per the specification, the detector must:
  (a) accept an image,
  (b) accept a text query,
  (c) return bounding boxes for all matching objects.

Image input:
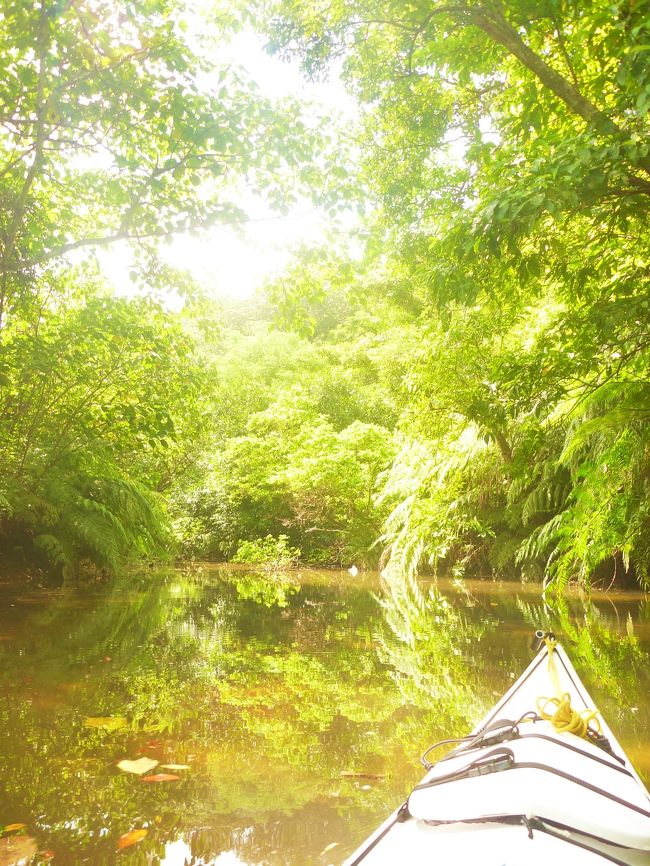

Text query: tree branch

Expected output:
[0,206,297,275]
[466,5,650,176]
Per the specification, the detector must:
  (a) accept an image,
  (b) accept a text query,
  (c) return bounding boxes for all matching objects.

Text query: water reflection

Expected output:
[518,593,650,763]
[376,570,500,733]
[161,841,245,865]
[0,567,648,865]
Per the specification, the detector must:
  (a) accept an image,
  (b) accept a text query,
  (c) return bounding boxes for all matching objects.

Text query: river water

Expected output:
[0,566,648,864]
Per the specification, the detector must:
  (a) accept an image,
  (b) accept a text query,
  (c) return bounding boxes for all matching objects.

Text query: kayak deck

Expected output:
[344,638,650,865]
[345,814,650,866]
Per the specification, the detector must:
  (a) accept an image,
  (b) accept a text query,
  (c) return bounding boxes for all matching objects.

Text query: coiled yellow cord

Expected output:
[536,637,601,739]
[536,692,600,737]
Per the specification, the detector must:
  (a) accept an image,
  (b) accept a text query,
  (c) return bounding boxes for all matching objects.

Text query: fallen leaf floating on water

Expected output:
[160,764,190,771]
[117,828,148,850]
[141,774,180,783]
[84,716,127,731]
[117,757,158,775]
[39,851,55,861]
[1,826,26,834]
[0,834,38,866]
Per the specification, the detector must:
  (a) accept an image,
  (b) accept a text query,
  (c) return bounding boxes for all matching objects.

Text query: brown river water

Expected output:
[0,565,648,865]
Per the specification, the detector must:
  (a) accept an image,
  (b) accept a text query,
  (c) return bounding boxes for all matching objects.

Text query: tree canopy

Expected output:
[1,0,649,592]
[0,0,338,576]
[259,0,650,592]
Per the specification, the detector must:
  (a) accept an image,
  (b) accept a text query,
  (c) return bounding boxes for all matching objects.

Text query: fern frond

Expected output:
[34,533,75,579]
[516,513,564,564]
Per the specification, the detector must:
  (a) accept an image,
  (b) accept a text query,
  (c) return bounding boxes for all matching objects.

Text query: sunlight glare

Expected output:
[161,838,248,865]
[97,29,355,302]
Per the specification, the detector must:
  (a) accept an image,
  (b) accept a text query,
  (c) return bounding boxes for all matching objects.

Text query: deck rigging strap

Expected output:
[411,746,650,818]
[421,815,636,866]
[437,716,629,772]
[422,718,521,770]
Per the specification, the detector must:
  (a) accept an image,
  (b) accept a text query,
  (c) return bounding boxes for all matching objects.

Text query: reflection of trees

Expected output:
[375,571,499,735]
[1,568,647,865]
[518,595,650,737]
[0,567,428,865]
[230,569,301,608]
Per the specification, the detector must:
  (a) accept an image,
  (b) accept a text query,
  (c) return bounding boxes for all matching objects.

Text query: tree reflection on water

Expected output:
[0,566,647,865]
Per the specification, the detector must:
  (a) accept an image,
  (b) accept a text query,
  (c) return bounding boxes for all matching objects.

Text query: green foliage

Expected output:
[261,0,650,592]
[232,534,301,569]
[190,391,396,566]
[520,381,650,594]
[0,0,340,320]
[3,0,648,589]
[0,288,209,577]
[172,315,401,567]
[379,430,505,582]
[0,0,345,577]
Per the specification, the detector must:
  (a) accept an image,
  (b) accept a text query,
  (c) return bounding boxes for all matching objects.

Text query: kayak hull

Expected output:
[344,640,650,866]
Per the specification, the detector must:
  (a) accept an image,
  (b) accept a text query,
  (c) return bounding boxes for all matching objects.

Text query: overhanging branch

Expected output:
[465,4,650,177]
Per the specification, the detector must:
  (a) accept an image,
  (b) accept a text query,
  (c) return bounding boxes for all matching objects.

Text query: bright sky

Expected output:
[99,31,356,302]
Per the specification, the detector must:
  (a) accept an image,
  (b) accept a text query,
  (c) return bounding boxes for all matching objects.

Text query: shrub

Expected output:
[232,535,301,570]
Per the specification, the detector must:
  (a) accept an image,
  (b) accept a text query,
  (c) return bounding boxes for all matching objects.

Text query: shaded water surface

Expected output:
[0,566,648,864]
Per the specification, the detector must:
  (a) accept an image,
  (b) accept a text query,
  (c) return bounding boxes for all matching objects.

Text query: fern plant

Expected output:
[13,466,172,580]
[517,380,650,595]
[377,426,505,583]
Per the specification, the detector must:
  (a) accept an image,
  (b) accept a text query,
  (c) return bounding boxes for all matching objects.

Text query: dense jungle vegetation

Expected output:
[0,0,649,595]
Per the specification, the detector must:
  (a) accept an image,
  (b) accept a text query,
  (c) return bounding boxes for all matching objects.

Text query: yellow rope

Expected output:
[536,692,600,737]
[536,636,601,739]
[545,636,562,695]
